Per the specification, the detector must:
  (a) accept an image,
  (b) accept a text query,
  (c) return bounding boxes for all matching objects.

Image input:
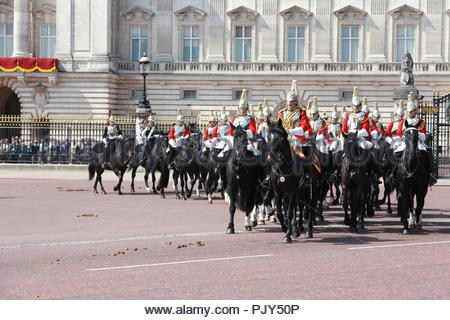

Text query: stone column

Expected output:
[257,0,279,62]
[154,0,173,61]
[367,0,387,62]
[205,0,225,62]
[311,0,332,62]
[12,0,30,57]
[423,0,444,62]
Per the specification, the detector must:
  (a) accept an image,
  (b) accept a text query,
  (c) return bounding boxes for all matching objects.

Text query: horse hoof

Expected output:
[183,196,187,201]
[208,199,213,204]
[270,216,277,223]
[305,231,313,238]
[118,191,123,195]
[357,222,364,230]
[93,189,98,194]
[318,214,324,222]
[415,224,422,231]
[160,194,166,199]
[344,218,350,226]
[250,221,257,228]
[257,220,265,225]
[244,225,252,231]
[102,191,106,195]
[375,206,382,211]
[282,236,292,244]
[226,227,235,234]
[402,228,409,234]
[349,226,358,233]
[176,194,181,200]
[113,186,118,191]
[145,187,151,192]
[331,199,338,205]
[186,194,192,199]
[152,190,158,195]
[387,207,393,214]
[292,230,300,238]
[130,189,135,193]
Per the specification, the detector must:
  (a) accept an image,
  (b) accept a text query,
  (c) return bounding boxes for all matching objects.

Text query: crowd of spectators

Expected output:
[0,137,94,164]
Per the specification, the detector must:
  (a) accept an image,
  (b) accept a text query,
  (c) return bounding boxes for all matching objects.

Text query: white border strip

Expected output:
[87,254,274,272]
[348,240,450,250]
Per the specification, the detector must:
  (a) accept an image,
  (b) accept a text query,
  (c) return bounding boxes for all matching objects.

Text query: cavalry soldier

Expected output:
[226,89,260,156]
[370,102,385,141]
[256,98,273,141]
[342,87,372,141]
[327,104,343,152]
[167,111,190,169]
[394,92,437,185]
[102,111,124,168]
[203,111,217,141]
[278,80,312,158]
[228,89,257,138]
[212,106,230,139]
[140,113,157,142]
[308,97,329,141]
[385,100,405,139]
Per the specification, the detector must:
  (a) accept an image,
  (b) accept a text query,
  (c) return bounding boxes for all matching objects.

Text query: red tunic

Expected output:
[168,125,190,140]
[342,112,371,138]
[311,119,329,139]
[395,119,426,137]
[372,121,385,136]
[227,116,257,136]
[203,127,214,140]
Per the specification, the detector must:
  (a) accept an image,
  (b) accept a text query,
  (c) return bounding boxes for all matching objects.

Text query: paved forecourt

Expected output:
[1,175,450,299]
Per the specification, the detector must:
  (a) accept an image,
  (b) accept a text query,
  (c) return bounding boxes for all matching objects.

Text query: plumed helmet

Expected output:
[331,104,339,119]
[176,109,184,122]
[372,102,381,118]
[309,97,319,115]
[395,100,405,117]
[220,105,229,121]
[147,114,155,123]
[238,89,249,110]
[361,97,369,112]
[407,91,418,112]
[286,80,298,103]
[208,110,217,122]
[352,87,363,106]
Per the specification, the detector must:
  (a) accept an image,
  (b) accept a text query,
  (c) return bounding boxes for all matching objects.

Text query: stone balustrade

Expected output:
[111,61,450,74]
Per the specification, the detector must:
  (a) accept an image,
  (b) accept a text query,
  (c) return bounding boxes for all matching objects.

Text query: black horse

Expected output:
[225,125,262,234]
[267,120,311,243]
[341,133,371,232]
[396,126,429,234]
[88,138,134,195]
[167,137,195,200]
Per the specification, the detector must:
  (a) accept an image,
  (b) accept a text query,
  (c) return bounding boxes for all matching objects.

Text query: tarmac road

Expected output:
[1,177,450,299]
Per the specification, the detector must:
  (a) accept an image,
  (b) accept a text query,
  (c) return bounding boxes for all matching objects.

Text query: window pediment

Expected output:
[227,6,259,21]
[33,4,56,23]
[121,6,155,21]
[334,5,367,20]
[280,6,313,20]
[175,6,206,21]
[389,4,423,20]
[0,3,12,13]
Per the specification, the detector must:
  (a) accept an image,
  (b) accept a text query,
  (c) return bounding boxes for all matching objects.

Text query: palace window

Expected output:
[40,25,56,58]
[341,26,359,62]
[396,25,415,62]
[183,90,197,99]
[0,24,13,57]
[130,26,148,61]
[182,26,199,62]
[234,26,252,62]
[287,26,305,62]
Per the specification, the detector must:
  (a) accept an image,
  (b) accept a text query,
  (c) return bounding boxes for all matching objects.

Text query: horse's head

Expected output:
[404,124,419,149]
[268,119,290,163]
[188,122,199,134]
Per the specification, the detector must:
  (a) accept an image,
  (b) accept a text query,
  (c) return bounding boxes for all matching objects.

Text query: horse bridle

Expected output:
[403,127,420,178]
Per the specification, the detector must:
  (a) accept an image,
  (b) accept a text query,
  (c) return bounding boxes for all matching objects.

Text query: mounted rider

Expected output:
[140,113,157,142]
[167,110,190,169]
[102,110,124,168]
[308,97,329,154]
[327,104,343,152]
[278,80,312,158]
[211,106,231,157]
[394,92,437,185]
[370,102,385,143]
[256,98,274,141]
[342,87,372,144]
[203,110,217,151]
[227,89,259,156]
[385,100,405,140]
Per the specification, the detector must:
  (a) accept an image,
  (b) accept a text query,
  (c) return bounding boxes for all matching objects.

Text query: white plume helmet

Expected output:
[238,89,249,110]
[220,105,229,121]
[255,103,264,120]
[309,97,319,116]
[208,110,217,122]
[395,100,405,117]
[407,91,418,112]
[331,104,339,119]
[352,87,363,106]
[147,114,155,123]
[361,97,369,112]
[176,109,184,122]
[372,102,381,118]
[286,80,298,103]
[262,98,274,117]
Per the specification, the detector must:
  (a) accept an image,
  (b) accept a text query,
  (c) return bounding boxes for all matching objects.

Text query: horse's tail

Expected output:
[88,161,96,181]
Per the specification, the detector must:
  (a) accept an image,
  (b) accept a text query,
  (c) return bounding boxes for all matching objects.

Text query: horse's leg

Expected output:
[116,169,125,195]
[387,190,393,214]
[144,166,151,192]
[282,193,295,243]
[173,171,180,199]
[397,188,409,234]
[290,193,300,238]
[415,189,427,231]
[275,194,286,233]
[349,191,358,233]
[151,172,158,194]
[130,166,137,193]
[93,169,99,194]
[98,169,106,194]
[181,172,188,200]
[226,189,236,234]
[305,185,315,238]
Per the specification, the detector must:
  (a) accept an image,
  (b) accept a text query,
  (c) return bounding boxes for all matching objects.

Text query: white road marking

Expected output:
[348,240,450,250]
[86,254,274,272]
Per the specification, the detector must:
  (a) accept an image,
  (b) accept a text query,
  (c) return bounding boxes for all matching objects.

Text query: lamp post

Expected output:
[136,52,151,113]
[135,53,151,143]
